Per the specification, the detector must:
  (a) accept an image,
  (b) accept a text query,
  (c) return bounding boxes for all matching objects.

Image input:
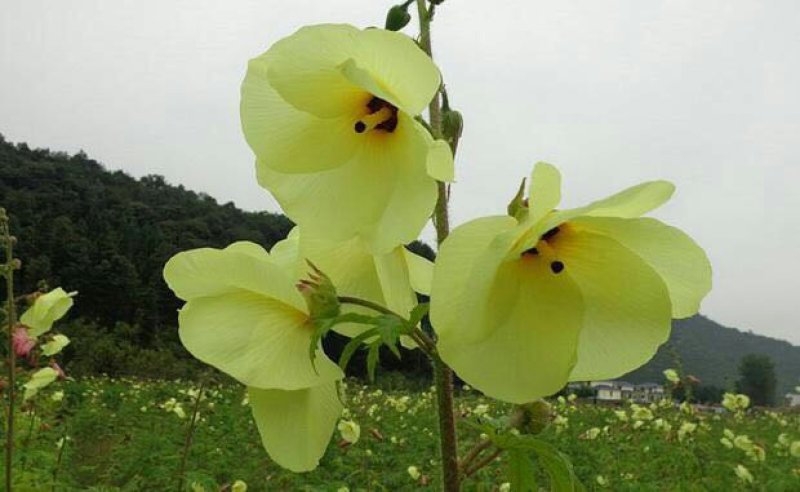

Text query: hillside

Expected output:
[0,136,797,394]
[625,315,799,396]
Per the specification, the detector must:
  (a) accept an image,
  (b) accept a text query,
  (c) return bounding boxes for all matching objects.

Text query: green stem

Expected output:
[415,2,459,490]
[176,379,206,492]
[337,296,437,357]
[458,438,491,473]
[51,422,68,491]
[2,212,17,492]
[463,448,502,477]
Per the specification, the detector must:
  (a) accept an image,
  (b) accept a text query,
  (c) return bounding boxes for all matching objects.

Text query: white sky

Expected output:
[1,0,798,344]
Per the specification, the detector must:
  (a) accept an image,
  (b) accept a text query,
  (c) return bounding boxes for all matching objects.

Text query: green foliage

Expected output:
[736,354,778,407]
[0,137,291,335]
[4,377,799,491]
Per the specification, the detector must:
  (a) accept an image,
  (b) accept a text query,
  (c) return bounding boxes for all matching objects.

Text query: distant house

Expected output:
[784,393,800,407]
[585,381,665,403]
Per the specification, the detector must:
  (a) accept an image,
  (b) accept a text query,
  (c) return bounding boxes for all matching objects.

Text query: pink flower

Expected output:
[50,362,66,379]
[12,326,36,357]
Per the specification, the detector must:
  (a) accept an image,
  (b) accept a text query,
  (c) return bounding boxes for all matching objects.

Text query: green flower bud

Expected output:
[385,5,412,31]
[441,108,463,143]
[506,178,528,220]
[296,261,340,321]
[508,399,551,435]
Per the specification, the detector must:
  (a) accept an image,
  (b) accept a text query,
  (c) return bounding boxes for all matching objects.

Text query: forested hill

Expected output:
[0,134,293,338]
[0,135,797,394]
[624,315,799,396]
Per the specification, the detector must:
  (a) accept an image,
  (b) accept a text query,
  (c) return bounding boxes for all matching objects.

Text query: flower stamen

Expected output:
[354,97,398,134]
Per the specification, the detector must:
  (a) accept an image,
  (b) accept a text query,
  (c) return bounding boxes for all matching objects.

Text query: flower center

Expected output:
[354,97,399,134]
[521,226,565,274]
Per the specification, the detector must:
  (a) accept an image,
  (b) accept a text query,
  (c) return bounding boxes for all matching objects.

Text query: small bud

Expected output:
[11,258,21,270]
[385,4,412,31]
[508,399,552,435]
[441,109,463,143]
[297,261,340,320]
[506,178,528,220]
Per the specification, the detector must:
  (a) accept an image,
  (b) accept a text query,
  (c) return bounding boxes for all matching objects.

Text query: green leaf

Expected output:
[373,314,403,358]
[307,317,336,372]
[507,449,538,492]
[503,436,580,492]
[405,302,430,333]
[338,328,380,371]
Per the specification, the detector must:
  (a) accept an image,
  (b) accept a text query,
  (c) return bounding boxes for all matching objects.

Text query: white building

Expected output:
[784,393,800,407]
[586,381,665,403]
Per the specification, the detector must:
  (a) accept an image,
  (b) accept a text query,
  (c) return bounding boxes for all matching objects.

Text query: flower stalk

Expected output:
[415,1,459,490]
[176,378,206,492]
[2,209,18,492]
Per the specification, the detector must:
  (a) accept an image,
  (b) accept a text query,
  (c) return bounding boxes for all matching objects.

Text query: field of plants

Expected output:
[1,375,797,491]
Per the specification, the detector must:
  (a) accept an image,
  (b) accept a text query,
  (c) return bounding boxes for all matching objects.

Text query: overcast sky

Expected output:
[1,0,798,344]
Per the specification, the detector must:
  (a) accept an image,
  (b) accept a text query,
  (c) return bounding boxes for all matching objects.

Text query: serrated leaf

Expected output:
[405,303,430,333]
[373,314,404,358]
[338,327,380,371]
[507,449,538,492]
[307,317,336,372]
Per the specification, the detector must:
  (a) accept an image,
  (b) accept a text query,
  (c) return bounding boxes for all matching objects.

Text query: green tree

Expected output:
[735,354,777,406]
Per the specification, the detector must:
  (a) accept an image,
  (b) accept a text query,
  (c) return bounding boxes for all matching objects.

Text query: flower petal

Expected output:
[574,217,712,318]
[580,180,675,218]
[426,139,454,182]
[527,162,562,224]
[179,293,342,390]
[264,24,365,118]
[348,29,440,115]
[41,334,70,357]
[269,228,301,274]
[258,114,436,254]
[297,230,415,337]
[163,245,305,312]
[241,50,360,174]
[224,241,271,261]
[438,258,584,403]
[538,180,675,234]
[20,288,75,338]
[402,248,433,296]
[430,216,518,344]
[23,367,58,401]
[248,382,343,472]
[552,228,672,381]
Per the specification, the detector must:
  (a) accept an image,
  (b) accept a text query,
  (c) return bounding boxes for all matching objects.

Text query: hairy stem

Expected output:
[415,2,459,490]
[458,438,491,473]
[2,213,17,492]
[464,448,502,477]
